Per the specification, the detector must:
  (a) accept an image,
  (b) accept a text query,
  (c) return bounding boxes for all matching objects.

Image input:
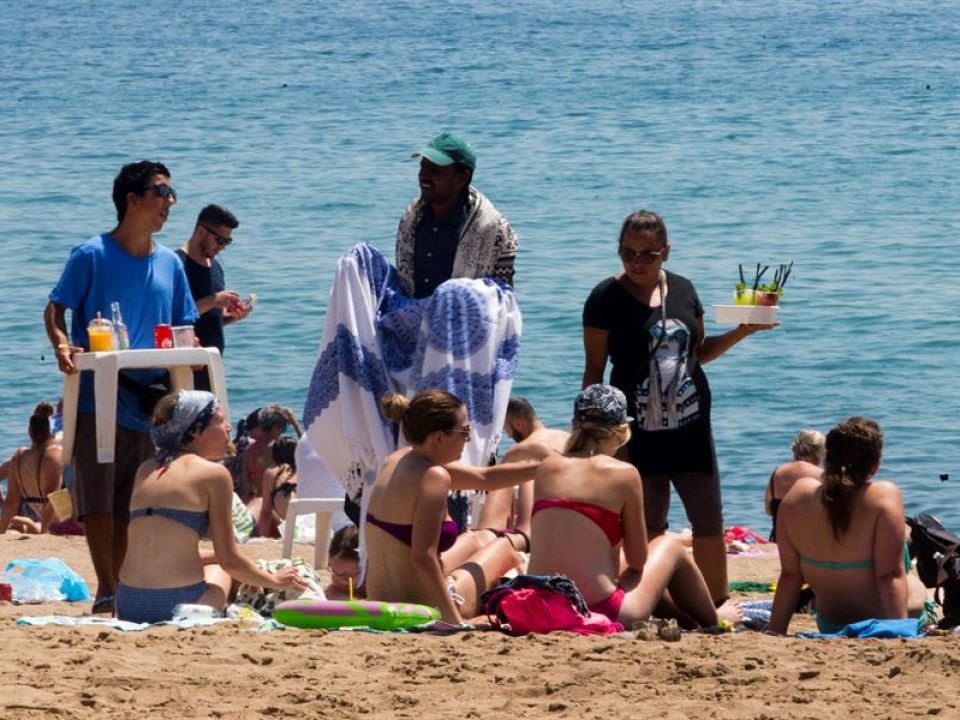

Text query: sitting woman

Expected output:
[257,437,298,538]
[769,417,912,634]
[324,525,362,600]
[764,428,825,541]
[0,402,63,534]
[365,390,535,626]
[117,391,306,624]
[240,405,301,505]
[526,384,738,629]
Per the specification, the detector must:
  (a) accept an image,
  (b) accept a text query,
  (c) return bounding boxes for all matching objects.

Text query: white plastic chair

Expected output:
[281,498,344,570]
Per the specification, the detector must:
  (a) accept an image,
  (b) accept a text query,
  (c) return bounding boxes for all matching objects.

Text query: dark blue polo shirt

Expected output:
[412,198,466,299]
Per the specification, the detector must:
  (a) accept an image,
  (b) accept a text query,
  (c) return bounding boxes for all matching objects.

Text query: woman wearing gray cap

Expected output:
[526,384,740,629]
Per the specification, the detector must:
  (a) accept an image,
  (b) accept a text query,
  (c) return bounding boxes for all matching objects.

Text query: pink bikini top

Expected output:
[531,498,623,546]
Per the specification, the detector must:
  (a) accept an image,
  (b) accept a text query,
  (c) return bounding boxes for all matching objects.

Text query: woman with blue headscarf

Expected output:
[116,390,306,623]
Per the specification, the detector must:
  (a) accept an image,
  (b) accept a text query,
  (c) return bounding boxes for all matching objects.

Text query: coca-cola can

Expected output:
[154,324,174,349]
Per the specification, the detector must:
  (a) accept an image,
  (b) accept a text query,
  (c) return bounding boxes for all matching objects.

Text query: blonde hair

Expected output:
[564,421,631,454]
[791,429,825,464]
[380,389,463,445]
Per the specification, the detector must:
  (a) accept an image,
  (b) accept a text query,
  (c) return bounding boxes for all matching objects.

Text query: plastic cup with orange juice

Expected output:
[87,314,115,352]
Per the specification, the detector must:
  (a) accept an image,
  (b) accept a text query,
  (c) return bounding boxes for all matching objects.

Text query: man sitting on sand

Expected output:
[477,397,569,535]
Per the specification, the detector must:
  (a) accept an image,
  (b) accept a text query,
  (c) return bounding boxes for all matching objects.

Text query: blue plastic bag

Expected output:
[3,557,91,603]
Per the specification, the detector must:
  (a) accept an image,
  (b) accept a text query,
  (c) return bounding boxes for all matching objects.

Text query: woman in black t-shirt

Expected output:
[582,210,773,603]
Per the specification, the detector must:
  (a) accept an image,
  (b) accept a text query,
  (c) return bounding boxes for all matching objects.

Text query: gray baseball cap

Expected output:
[573,384,633,425]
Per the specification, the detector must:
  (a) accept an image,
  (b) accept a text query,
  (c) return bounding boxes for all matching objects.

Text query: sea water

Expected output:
[1,1,957,533]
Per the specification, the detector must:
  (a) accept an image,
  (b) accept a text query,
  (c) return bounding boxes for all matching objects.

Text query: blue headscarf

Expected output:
[151,390,218,466]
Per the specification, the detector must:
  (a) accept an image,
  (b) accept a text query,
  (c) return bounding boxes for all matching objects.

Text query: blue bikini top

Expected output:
[130,506,209,536]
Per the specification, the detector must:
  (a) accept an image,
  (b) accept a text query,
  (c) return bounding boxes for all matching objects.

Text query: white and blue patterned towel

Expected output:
[303,243,521,503]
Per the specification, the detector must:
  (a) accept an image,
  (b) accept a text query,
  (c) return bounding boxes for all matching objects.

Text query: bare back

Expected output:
[13,444,63,510]
[121,455,227,589]
[526,453,644,605]
[770,460,822,502]
[777,476,907,624]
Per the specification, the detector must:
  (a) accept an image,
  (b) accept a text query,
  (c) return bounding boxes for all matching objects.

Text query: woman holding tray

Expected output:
[581,210,773,603]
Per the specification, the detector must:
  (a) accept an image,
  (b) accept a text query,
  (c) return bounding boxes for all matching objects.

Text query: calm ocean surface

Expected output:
[2,1,958,533]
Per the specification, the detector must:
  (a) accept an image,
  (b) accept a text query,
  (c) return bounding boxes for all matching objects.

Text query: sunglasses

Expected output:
[619,246,666,264]
[446,424,472,440]
[200,224,233,247]
[146,183,177,201]
[330,567,361,580]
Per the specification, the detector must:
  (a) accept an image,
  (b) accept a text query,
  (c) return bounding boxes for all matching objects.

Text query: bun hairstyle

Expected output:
[379,389,464,445]
[28,401,55,446]
[820,416,883,539]
[791,429,826,465]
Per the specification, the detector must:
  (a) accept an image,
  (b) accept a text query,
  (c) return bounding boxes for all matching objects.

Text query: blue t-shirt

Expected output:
[49,233,198,432]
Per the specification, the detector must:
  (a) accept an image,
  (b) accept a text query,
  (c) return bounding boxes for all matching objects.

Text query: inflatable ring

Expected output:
[272,598,440,630]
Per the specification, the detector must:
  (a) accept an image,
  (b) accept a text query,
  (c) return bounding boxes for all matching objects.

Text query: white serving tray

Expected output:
[713,304,778,325]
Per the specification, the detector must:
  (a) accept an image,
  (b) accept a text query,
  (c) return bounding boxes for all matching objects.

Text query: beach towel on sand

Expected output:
[799,617,925,639]
[302,243,521,503]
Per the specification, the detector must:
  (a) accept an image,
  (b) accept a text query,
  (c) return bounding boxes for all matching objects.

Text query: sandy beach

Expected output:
[1,533,956,720]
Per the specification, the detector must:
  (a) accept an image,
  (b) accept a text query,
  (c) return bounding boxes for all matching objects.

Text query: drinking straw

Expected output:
[348,576,354,601]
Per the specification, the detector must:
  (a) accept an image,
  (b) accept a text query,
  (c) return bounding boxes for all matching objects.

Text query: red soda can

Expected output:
[154,324,174,349]
[0,583,11,602]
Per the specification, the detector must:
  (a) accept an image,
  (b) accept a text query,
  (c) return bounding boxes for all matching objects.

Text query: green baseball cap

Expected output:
[411,132,477,170]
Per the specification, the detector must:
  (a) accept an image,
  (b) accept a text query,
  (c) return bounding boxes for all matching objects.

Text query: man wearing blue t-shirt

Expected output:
[44,160,198,613]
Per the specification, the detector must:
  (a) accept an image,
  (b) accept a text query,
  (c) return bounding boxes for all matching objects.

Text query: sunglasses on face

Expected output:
[446,424,472,440]
[330,567,360,580]
[146,183,177,201]
[619,246,666,264]
[200,224,233,247]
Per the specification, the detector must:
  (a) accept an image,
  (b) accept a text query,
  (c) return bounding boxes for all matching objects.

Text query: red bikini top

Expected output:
[532,497,623,546]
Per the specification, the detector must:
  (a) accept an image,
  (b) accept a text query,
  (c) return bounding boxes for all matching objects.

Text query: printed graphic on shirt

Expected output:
[635,318,700,430]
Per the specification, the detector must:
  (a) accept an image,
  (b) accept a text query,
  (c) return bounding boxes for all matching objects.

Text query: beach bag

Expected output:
[906,512,960,628]
[479,575,624,636]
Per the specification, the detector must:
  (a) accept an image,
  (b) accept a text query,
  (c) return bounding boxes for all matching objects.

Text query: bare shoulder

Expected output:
[865,479,903,505]
[504,440,555,463]
[781,475,820,502]
[185,455,233,486]
[420,464,452,498]
[598,455,640,483]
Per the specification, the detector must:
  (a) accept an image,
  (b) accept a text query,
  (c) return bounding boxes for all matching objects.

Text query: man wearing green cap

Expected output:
[395,132,518,298]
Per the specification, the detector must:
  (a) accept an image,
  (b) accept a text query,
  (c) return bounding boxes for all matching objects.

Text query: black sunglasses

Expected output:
[200,224,233,247]
[619,246,666,264]
[146,183,177,201]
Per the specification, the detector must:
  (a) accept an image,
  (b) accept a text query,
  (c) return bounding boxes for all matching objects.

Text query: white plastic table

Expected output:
[61,348,230,464]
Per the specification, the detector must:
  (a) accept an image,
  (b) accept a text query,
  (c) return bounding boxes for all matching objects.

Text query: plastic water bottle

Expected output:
[110,301,130,350]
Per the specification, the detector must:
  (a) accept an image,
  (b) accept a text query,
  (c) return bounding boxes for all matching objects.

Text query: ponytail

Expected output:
[820,417,883,539]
